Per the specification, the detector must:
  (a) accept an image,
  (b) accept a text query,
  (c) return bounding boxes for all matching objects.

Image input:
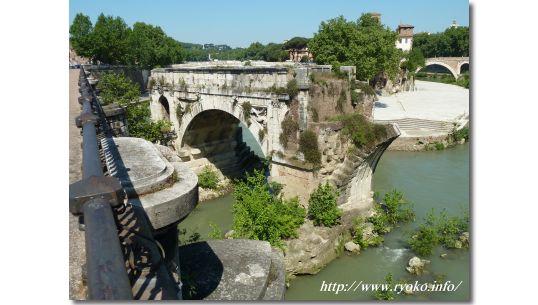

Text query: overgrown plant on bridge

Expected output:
[299,130,321,165]
[337,113,387,149]
[96,72,172,143]
[232,170,305,248]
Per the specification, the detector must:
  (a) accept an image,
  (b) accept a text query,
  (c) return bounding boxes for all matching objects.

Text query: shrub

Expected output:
[435,142,444,150]
[383,190,415,224]
[338,113,387,149]
[258,128,265,141]
[299,130,321,165]
[242,102,252,120]
[336,89,346,113]
[307,182,341,227]
[279,116,298,148]
[198,166,219,189]
[452,127,469,142]
[408,208,469,256]
[207,222,223,239]
[374,273,395,301]
[232,170,305,248]
[286,79,299,99]
[409,224,439,257]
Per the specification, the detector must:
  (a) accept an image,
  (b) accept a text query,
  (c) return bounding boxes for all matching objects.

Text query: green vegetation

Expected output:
[352,218,383,249]
[96,72,171,143]
[374,273,395,301]
[409,209,469,256]
[198,166,219,190]
[207,222,223,239]
[279,116,299,148]
[258,128,266,142]
[286,79,299,99]
[70,13,183,67]
[367,190,415,234]
[282,37,310,50]
[232,170,305,248]
[308,14,401,81]
[336,89,346,113]
[96,72,140,105]
[241,101,252,120]
[452,127,469,142]
[299,130,321,165]
[336,113,387,149]
[415,72,469,89]
[435,142,445,150]
[307,183,342,227]
[413,27,469,58]
[401,48,426,73]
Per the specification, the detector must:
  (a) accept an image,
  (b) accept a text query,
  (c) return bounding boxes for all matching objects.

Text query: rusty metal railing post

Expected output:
[69,67,133,300]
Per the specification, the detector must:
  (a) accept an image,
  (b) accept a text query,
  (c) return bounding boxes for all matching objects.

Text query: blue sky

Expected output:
[69,0,469,48]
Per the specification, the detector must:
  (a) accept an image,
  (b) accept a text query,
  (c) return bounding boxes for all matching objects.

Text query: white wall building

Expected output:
[395,24,414,52]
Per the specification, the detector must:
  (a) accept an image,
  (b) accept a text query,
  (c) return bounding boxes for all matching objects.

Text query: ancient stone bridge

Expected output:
[417,57,469,79]
[149,61,400,206]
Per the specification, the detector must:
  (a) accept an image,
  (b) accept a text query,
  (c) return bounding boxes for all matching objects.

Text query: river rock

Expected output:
[459,232,469,247]
[403,285,414,295]
[440,253,448,259]
[406,256,430,275]
[344,241,361,253]
[225,230,235,239]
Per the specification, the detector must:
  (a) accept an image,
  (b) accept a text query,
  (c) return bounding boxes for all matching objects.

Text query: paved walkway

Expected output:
[69,68,86,299]
[373,80,469,122]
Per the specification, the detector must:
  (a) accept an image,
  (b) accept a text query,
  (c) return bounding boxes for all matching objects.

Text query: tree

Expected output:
[401,48,425,73]
[96,72,171,143]
[308,14,401,81]
[413,27,469,58]
[69,13,94,58]
[128,22,184,68]
[91,14,131,64]
[283,37,310,50]
[96,72,140,106]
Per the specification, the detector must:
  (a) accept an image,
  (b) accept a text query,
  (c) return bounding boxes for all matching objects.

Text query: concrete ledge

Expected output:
[179,240,285,300]
[102,137,198,231]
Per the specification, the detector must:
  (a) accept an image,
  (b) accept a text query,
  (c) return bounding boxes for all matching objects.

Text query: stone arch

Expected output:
[416,62,458,79]
[158,95,170,121]
[176,98,266,157]
[458,62,469,75]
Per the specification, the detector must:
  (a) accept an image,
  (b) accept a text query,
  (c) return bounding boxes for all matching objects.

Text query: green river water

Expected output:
[178,143,470,301]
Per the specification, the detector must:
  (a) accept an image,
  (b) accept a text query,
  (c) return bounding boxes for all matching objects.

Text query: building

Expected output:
[395,24,414,52]
[288,48,313,62]
[449,20,459,29]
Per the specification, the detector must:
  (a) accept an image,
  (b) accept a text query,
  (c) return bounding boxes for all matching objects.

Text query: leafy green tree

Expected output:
[307,182,342,227]
[283,37,310,49]
[308,14,401,81]
[96,72,171,143]
[374,273,395,300]
[128,22,184,68]
[207,222,223,239]
[401,48,425,73]
[91,13,131,64]
[413,27,469,58]
[232,170,305,248]
[96,72,140,106]
[69,13,94,58]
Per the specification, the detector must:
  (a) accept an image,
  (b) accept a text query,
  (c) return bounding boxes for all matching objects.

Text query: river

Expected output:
[178,143,470,301]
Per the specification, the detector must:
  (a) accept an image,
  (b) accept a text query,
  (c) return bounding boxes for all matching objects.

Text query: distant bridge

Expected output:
[416,57,469,79]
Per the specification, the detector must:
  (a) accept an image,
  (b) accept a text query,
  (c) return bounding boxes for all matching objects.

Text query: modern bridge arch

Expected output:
[416,62,458,79]
[176,98,267,157]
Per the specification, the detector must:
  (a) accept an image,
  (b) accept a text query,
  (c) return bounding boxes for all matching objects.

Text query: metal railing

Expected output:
[69,67,133,300]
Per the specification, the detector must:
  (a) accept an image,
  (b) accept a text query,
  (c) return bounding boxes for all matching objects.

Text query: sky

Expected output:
[69,0,469,48]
